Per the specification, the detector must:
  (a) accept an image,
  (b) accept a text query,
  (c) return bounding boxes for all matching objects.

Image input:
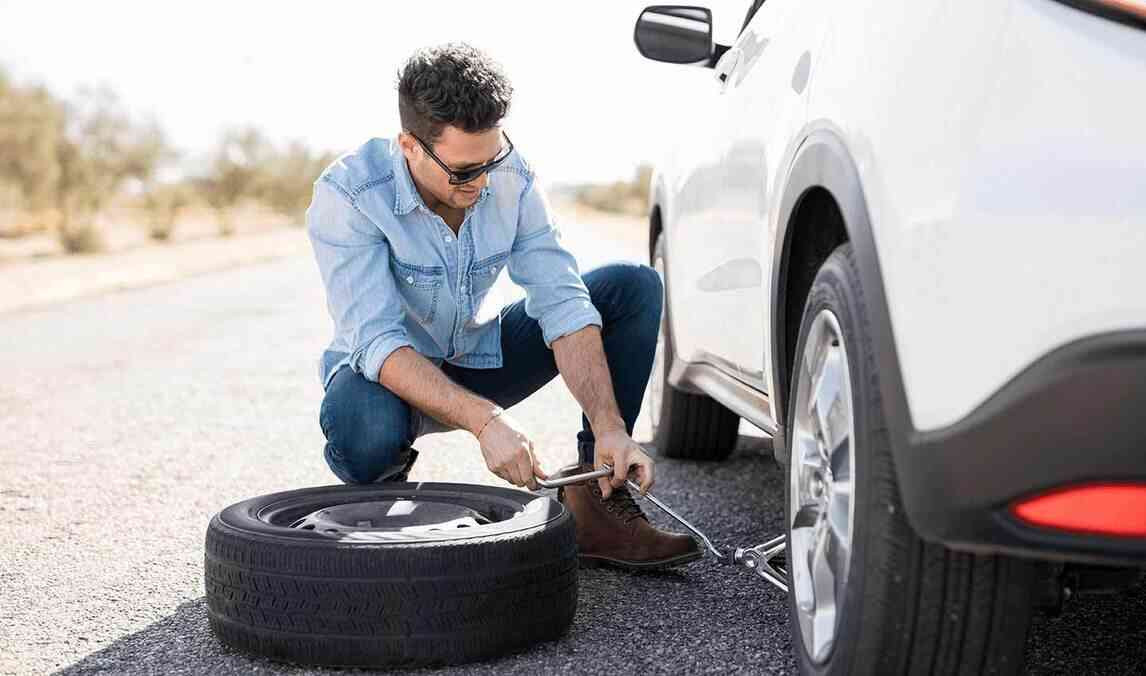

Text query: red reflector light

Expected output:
[1012,484,1146,537]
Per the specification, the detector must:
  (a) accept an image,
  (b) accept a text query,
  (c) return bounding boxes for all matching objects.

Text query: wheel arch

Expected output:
[774,186,849,454]
[769,126,913,473]
[769,128,1146,563]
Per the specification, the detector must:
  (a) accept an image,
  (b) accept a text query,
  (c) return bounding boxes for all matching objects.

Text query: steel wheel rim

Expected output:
[650,253,666,429]
[275,496,538,543]
[789,309,856,663]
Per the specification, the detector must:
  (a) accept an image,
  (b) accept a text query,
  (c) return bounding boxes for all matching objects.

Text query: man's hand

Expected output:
[477,411,549,490]
[593,428,655,498]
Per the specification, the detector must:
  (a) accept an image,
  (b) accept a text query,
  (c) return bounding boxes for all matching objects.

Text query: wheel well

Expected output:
[648,205,662,264]
[778,187,849,424]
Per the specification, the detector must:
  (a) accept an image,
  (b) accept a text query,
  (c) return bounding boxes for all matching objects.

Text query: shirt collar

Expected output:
[390,137,494,216]
[391,139,423,216]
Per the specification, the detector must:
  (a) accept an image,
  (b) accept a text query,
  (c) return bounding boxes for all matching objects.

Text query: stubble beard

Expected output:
[452,189,479,209]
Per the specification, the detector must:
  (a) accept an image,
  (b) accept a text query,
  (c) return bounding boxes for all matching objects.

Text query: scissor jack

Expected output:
[538,464,789,593]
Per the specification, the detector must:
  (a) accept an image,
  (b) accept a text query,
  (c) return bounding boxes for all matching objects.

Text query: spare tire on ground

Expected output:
[204,482,578,668]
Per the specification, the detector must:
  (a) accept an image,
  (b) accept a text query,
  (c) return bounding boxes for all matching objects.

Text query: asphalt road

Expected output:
[2,213,1143,675]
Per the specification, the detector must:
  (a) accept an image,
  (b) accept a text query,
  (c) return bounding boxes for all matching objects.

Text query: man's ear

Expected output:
[397,132,418,162]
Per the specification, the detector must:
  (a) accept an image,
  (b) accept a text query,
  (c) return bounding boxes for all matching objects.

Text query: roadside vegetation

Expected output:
[571,164,653,218]
[0,66,334,257]
[1,63,650,262]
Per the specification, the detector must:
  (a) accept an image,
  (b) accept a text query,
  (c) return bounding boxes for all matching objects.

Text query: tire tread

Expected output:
[204,494,578,667]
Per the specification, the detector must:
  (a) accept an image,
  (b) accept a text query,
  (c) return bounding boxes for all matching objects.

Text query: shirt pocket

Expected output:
[466,249,510,330]
[469,250,510,300]
[390,255,445,324]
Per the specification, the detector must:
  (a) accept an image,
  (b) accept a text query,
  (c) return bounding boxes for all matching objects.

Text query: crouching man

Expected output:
[306,42,700,570]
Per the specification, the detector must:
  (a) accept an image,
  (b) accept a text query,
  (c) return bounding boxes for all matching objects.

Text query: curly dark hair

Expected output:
[396,42,513,144]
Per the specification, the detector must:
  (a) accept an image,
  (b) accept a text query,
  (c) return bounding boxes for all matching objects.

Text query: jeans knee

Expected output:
[620,263,664,333]
[323,430,407,484]
[320,393,410,484]
[590,262,664,321]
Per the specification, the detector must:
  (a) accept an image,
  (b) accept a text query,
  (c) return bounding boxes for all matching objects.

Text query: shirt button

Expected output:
[406,275,414,284]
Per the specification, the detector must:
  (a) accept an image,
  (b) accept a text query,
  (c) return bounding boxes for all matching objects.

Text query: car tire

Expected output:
[205,482,577,668]
[785,243,1037,676]
[649,232,740,461]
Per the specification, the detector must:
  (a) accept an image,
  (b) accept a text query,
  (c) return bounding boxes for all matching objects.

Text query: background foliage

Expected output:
[0,67,334,252]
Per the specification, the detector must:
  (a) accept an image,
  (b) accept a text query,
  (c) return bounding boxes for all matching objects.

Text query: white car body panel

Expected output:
[810,0,1146,430]
[667,0,827,388]
[661,0,1146,432]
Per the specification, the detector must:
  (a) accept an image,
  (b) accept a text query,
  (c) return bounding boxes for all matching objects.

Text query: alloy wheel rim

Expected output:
[789,309,856,663]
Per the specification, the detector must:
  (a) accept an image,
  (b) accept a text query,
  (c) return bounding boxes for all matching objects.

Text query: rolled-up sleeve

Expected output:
[507,171,603,348]
[306,177,411,382]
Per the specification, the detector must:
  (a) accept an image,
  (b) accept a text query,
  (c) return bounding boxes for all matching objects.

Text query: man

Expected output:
[306,42,700,570]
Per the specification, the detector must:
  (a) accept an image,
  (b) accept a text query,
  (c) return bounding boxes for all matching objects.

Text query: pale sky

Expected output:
[0,0,752,185]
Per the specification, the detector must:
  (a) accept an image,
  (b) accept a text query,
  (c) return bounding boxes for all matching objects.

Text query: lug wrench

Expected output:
[536,464,788,593]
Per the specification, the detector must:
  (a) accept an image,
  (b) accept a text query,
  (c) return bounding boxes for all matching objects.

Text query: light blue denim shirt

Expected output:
[306,136,602,390]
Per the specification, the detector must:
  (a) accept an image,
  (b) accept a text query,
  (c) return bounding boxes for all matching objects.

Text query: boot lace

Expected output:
[590,480,647,523]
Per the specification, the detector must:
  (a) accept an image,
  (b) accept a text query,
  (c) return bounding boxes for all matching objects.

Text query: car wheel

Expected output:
[649,232,740,460]
[785,243,1037,675]
[205,482,577,668]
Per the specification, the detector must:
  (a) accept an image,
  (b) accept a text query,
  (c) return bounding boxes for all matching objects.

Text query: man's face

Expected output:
[399,125,504,211]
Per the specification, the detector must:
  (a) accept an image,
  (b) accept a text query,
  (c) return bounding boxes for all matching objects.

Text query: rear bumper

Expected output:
[897,330,1146,566]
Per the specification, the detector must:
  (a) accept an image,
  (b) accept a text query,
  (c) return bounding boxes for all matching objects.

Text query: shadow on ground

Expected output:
[55,434,1145,675]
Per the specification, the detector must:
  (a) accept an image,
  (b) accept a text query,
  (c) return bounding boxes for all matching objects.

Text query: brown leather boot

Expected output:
[556,463,702,570]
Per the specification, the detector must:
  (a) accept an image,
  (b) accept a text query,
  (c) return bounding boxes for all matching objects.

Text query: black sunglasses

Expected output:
[410,130,514,185]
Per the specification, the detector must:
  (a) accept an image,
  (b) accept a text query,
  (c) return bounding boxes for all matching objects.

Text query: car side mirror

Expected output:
[633,5,716,66]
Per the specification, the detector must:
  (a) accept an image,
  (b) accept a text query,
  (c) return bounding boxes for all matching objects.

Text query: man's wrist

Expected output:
[470,404,504,438]
[591,413,626,436]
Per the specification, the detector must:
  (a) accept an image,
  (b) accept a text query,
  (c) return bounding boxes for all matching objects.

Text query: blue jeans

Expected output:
[319,262,664,484]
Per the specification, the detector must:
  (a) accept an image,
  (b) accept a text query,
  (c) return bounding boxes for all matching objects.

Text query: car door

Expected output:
[676,0,830,390]
[666,1,763,379]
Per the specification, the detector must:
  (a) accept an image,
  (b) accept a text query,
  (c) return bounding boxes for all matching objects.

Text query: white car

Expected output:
[634,1,1146,673]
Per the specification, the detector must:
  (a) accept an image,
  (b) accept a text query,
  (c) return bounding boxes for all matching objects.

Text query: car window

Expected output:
[739,0,766,35]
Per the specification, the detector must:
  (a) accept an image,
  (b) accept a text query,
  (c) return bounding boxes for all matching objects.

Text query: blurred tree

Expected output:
[258,139,336,226]
[575,163,653,217]
[195,127,272,236]
[52,85,149,252]
[0,68,67,219]
[123,116,179,185]
[127,119,186,241]
[1,66,334,250]
[142,181,191,242]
